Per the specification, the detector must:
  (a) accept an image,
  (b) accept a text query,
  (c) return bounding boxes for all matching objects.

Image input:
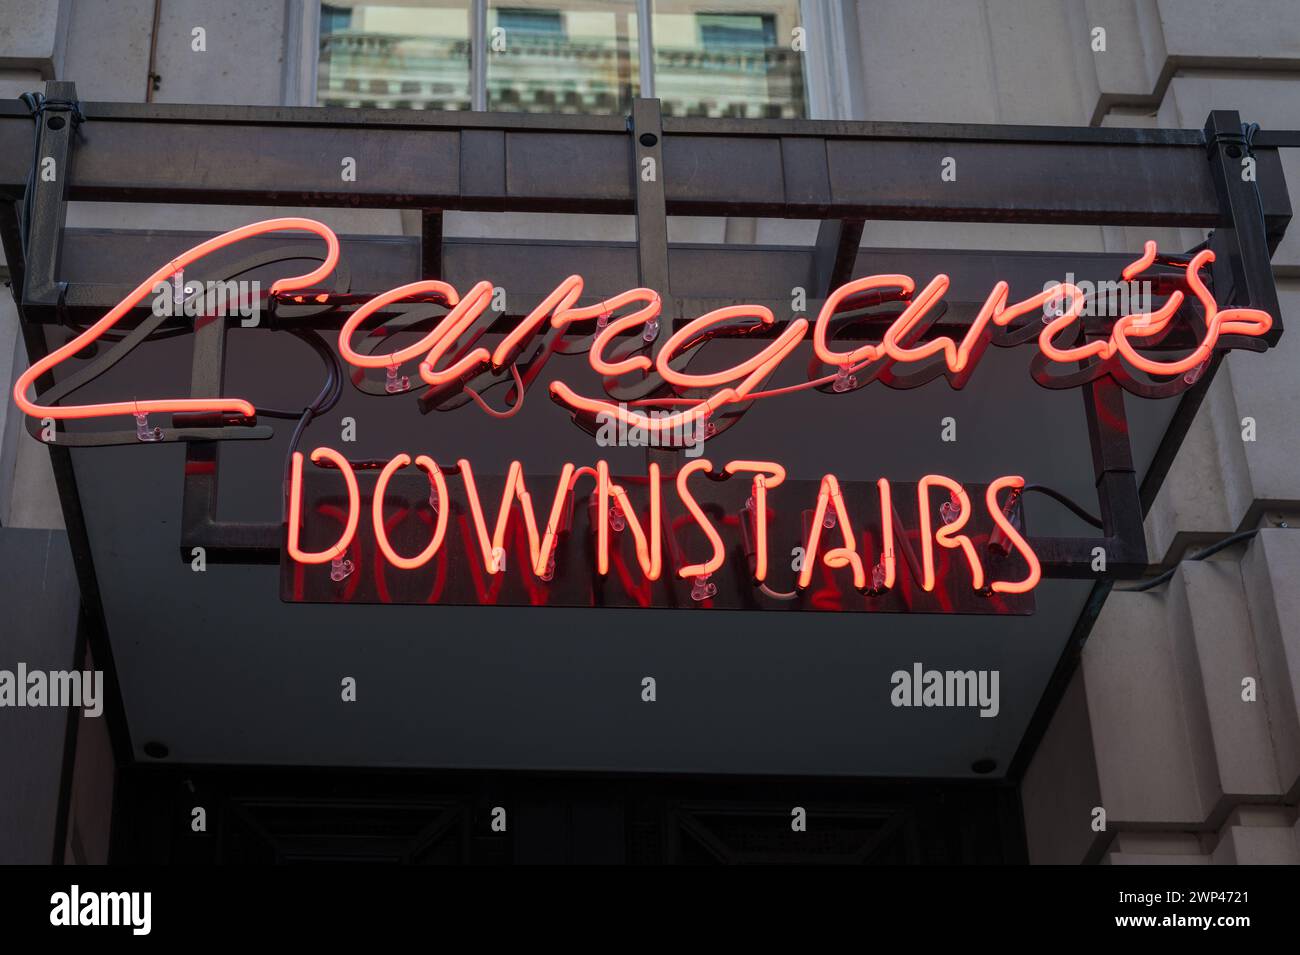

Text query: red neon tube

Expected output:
[459,459,578,577]
[552,318,808,435]
[607,464,663,581]
[724,460,786,582]
[676,459,724,579]
[287,446,360,564]
[917,475,984,592]
[1110,249,1272,375]
[337,280,463,368]
[812,274,913,368]
[416,281,497,386]
[371,453,450,570]
[877,477,896,589]
[13,217,339,423]
[798,474,866,591]
[588,290,663,376]
[985,475,1041,594]
[656,305,783,389]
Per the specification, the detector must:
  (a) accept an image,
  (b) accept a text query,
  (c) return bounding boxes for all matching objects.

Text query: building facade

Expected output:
[1,0,1297,864]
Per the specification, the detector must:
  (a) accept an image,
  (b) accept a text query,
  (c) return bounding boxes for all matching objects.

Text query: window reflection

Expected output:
[316,1,806,118]
[318,2,472,110]
[487,1,642,114]
[654,1,804,118]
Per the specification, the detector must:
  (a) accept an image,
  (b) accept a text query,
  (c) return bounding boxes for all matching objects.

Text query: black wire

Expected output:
[1117,529,1260,593]
[276,329,344,521]
[1021,484,1103,529]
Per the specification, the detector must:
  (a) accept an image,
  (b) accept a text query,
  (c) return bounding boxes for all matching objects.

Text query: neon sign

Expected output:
[9,219,1275,611]
[12,220,1272,431]
[284,451,1039,612]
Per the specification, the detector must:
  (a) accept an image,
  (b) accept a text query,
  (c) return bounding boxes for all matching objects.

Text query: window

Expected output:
[654,4,804,119]
[317,2,472,111]
[496,7,566,38]
[487,1,642,114]
[697,13,776,49]
[315,1,806,118]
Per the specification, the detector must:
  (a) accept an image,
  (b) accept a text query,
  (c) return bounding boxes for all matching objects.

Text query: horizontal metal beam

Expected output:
[0,100,1290,227]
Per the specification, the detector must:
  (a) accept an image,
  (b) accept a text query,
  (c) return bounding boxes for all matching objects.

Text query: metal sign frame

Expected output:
[0,81,1292,770]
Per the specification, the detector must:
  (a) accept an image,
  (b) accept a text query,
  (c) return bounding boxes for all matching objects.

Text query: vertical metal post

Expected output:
[631,98,669,300]
[1081,376,1143,570]
[1203,109,1285,340]
[21,82,74,307]
[421,209,443,279]
[636,0,655,99]
[811,218,865,295]
[1142,110,1289,511]
[180,316,227,554]
[470,0,488,112]
[631,96,676,598]
[3,81,133,762]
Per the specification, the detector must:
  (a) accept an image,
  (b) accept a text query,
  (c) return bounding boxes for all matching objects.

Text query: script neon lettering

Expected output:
[17,220,1273,433]
[13,217,338,423]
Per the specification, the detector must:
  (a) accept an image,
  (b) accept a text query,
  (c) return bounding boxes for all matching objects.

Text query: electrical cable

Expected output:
[1117,529,1260,593]
[463,364,526,418]
[759,582,798,601]
[1020,483,1103,529]
[276,328,345,521]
